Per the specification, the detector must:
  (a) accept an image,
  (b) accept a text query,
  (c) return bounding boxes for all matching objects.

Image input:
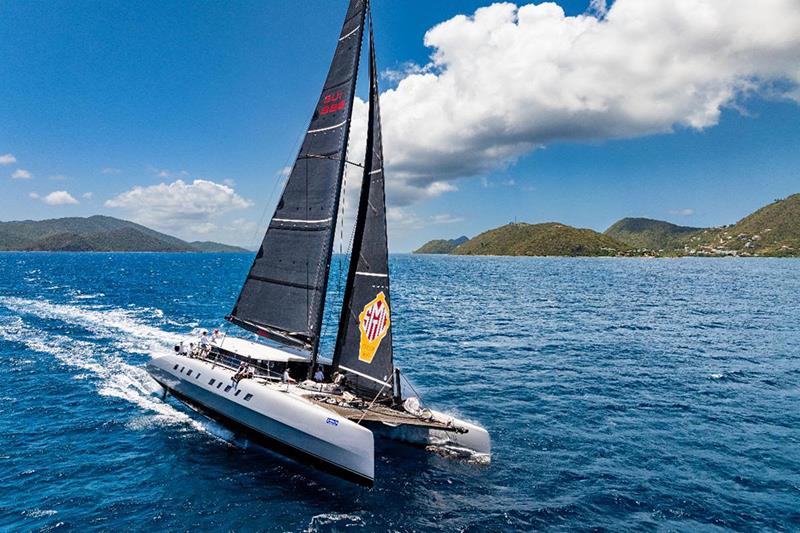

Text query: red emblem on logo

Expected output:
[358,292,390,364]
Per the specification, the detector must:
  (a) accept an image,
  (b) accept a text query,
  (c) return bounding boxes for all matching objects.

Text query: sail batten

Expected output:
[228,0,367,353]
[332,15,395,398]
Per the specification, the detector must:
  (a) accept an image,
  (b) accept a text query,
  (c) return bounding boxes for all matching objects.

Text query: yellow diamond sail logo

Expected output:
[358,291,391,364]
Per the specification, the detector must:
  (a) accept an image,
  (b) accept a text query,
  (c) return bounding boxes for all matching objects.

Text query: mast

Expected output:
[227,0,367,360]
[332,11,395,399]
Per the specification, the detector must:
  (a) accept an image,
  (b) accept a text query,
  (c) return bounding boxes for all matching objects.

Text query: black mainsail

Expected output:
[332,19,394,398]
[228,0,367,355]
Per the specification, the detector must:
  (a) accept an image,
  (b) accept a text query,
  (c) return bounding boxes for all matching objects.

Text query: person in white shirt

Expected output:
[211,329,221,343]
[282,368,296,384]
[313,366,325,382]
[199,331,212,357]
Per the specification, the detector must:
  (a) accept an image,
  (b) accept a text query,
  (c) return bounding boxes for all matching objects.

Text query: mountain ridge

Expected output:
[0,215,248,253]
[451,222,627,257]
[604,218,702,251]
[414,235,469,254]
[414,194,800,257]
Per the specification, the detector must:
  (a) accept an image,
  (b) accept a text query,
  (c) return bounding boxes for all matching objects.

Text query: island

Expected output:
[413,236,469,254]
[414,194,800,257]
[0,215,249,253]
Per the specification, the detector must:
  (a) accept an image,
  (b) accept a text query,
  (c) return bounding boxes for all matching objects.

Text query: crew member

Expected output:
[233,361,249,383]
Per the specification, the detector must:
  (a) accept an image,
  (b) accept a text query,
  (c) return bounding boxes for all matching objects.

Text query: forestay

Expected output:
[228,0,367,353]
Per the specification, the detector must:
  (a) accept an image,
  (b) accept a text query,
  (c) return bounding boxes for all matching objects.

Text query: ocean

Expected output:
[0,253,798,532]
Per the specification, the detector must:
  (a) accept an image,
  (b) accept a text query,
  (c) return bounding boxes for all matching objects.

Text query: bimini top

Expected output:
[215,336,310,363]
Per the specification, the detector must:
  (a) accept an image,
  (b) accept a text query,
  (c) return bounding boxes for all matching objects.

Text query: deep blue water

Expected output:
[1,253,799,532]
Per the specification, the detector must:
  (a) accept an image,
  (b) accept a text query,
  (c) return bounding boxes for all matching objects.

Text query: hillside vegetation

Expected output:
[604,218,702,251]
[415,194,800,258]
[414,236,468,254]
[0,215,248,253]
[683,194,800,257]
[452,223,627,257]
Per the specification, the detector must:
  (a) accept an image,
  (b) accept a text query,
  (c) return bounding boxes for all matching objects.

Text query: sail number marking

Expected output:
[321,91,345,115]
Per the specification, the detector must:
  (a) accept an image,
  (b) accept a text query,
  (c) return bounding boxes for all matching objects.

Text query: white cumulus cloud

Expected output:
[11,169,32,180]
[375,0,800,199]
[386,208,465,230]
[0,153,16,166]
[41,191,79,205]
[345,98,460,207]
[104,179,253,236]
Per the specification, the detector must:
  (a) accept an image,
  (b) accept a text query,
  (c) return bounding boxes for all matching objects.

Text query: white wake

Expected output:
[0,298,233,442]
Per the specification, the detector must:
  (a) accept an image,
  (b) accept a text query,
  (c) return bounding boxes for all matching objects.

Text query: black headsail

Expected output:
[228,0,367,355]
[332,17,394,399]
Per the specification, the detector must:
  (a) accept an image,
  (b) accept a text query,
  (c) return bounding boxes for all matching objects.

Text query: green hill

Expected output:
[452,223,627,257]
[685,194,800,257]
[604,218,702,251]
[414,236,468,254]
[603,195,800,256]
[415,194,800,258]
[0,215,248,253]
[189,241,252,253]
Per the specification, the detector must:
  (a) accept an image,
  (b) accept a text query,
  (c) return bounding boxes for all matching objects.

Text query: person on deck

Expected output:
[313,366,325,382]
[199,331,212,357]
[282,368,296,385]
[211,329,221,343]
[332,371,346,386]
[233,361,247,384]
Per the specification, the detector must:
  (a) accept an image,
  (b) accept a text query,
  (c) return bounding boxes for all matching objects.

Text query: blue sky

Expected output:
[1,0,799,251]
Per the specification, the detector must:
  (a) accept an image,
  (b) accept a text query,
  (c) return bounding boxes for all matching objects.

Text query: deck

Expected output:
[309,398,463,432]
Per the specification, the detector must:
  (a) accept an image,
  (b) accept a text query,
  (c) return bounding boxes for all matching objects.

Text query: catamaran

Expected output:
[146,0,490,486]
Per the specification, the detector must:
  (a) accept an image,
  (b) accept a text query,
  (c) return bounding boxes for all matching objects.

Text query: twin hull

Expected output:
[147,354,375,485]
[147,352,491,485]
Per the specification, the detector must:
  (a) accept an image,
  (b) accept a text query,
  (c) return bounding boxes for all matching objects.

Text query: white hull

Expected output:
[370,415,491,459]
[147,353,375,485]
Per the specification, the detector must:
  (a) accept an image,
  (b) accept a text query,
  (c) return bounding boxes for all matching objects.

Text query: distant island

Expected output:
[0,215,248,253]
[414,236,469,254]
[415,194,800,258]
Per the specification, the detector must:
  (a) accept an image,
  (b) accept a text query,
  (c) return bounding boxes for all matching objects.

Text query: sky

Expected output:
[1,0,799,252]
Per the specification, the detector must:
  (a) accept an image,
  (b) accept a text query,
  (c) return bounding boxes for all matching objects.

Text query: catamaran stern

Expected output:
[372,413,491,461]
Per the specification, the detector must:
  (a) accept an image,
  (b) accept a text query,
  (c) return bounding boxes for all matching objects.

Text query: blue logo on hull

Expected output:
[326,418,339,427]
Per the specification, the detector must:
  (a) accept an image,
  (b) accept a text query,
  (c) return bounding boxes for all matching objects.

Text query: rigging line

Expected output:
[305,158,311,334]
[247,132,307,251]
[357,379,392,424]
[338,165,348,293]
